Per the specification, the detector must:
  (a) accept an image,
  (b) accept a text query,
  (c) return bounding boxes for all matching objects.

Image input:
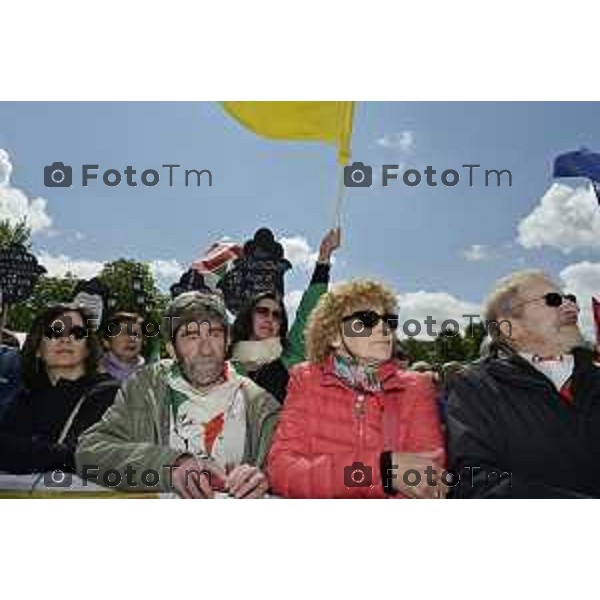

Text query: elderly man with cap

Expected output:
[76,291,280,498]
[447,269,600,498]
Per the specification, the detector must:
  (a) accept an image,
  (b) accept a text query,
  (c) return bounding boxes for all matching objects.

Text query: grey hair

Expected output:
[483,269,552,343]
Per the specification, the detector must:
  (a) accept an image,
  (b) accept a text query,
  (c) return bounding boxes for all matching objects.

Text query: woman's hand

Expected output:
[225,464,269,499]
[318,228,341,264]
[390,449,447,499]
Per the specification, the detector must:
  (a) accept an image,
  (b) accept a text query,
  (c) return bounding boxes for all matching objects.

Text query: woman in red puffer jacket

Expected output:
[267,280,446,499]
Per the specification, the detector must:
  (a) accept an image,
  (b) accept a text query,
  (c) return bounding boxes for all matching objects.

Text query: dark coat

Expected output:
[0,372,119,474]
[447,347,600,498]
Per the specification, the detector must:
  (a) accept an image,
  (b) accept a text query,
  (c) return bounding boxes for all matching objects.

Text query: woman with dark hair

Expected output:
[0,304,119,474]
[229,228,340,402]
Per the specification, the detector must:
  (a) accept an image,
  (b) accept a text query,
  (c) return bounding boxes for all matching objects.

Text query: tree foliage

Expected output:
[7,274,79,332]
[0,219,31,249]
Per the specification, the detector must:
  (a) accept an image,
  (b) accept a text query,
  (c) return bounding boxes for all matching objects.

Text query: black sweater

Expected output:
[0,372,119,474]
[447,347,600,498]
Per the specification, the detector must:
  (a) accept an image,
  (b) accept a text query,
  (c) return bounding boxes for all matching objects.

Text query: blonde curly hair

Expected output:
[305,279,397,364]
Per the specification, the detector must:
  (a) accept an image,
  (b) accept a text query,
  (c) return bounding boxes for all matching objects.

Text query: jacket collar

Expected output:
[484,345,599,393]
[320,354,405,392]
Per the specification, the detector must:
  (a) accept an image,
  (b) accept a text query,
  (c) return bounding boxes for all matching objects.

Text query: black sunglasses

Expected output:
[44,324,87,340]
[342,310,399,330]
[515,292,578,309]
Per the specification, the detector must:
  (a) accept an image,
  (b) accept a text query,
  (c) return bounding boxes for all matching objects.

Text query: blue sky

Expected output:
[2,101,600,338]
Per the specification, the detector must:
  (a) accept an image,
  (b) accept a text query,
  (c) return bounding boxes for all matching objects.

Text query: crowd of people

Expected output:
[1,226,599,498]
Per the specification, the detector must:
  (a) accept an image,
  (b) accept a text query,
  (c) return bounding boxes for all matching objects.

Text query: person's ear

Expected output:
[166,341,176,359]
[331,330,342,350]
[495,314,521,343]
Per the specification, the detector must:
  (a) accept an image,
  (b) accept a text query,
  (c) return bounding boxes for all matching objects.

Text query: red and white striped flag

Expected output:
[192,241,243,288]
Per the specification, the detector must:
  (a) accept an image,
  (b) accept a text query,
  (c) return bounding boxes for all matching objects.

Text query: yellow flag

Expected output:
[222,101,354,164]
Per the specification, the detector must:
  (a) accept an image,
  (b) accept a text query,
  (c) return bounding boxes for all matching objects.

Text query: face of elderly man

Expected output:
[506,276,582,354]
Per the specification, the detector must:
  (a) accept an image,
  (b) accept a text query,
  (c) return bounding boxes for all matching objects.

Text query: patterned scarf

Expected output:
[333,354,382,393]
[166,364,247,469]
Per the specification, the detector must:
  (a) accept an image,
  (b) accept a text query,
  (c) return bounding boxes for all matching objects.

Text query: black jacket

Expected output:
[447,347,600,498]
[247,359,289,404]
[0,372,119,474]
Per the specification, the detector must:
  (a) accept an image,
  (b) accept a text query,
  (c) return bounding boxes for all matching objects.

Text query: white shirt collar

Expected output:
[520,353,574,390]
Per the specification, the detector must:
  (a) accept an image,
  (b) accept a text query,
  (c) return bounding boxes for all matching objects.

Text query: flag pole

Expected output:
[332,163,346,230]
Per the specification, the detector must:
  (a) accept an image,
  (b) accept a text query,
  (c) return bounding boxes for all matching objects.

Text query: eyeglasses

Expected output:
[342,310,399,330]
[254,306,283,321]
[513,292,578,309]
[44,325,87,340]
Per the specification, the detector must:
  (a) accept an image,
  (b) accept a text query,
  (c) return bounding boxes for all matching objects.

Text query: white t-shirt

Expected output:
[520,353,574,391]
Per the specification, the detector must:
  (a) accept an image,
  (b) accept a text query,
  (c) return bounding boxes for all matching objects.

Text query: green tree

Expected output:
[403,336,436,364]
[433,327,468,365]
[98,259,168,319]
[0,218,31,249]
[98,259,169,359]
[462,320,487,361]
[7,273,79,332]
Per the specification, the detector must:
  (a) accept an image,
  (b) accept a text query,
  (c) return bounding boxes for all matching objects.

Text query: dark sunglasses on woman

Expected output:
[342,310,399,330]
[44,324,88,340]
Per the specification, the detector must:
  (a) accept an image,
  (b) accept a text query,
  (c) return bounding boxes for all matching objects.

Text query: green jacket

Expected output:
[280,279,328,369]
[75,360,280,492]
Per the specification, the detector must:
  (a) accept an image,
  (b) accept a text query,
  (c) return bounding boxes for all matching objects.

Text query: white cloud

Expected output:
[558,261,600,341]
[0,149,13,186]
[149,259,184,291]
[284,289,304,321]
[462,244,491,261]
[36,252,184,292]
[397,291,481,340]
[0,148,53,234]
[517,181,600,253]
[37,251,103,280]
[279,236,318,272]
[375,131,415,153]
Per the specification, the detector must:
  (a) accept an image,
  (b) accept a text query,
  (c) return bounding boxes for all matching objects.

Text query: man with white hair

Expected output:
[447,269,600,498]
